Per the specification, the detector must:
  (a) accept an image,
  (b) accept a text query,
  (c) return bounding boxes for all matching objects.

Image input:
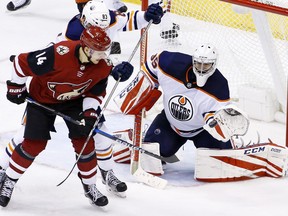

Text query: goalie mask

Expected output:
[192,44,218,87]
[81,0,111,29]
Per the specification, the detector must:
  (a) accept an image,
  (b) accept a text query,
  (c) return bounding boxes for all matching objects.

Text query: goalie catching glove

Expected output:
[203,104,249,143]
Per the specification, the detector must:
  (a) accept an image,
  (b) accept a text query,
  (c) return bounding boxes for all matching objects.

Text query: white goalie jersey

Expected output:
[142,51,231,138]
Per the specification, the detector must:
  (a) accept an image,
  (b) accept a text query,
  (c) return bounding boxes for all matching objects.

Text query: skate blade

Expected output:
[89,200,108,211]
[107,186,127,198]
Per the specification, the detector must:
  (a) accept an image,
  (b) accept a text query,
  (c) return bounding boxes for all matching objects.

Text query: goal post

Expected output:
[140,0,288,146]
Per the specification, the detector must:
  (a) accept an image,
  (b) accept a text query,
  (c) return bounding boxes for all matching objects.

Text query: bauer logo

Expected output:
[168,95,193,121]
[244,146,266,155]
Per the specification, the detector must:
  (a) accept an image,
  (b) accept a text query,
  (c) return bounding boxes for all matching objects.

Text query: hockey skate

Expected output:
[78,173,108,208]
[100,168,127,198]
[7,0,31,11]
[0,167,5,188]
[0,174,17,207]
[113,0,127,13]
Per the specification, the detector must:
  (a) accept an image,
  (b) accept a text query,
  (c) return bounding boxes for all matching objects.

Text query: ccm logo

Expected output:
[118,76,140,99]
[244,146,265,155]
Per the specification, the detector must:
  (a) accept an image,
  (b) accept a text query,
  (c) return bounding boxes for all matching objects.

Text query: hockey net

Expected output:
[140,0,288,145]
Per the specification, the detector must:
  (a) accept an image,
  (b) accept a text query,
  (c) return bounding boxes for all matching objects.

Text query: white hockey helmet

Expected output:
[81,0,111,29]
[192,43,218,87]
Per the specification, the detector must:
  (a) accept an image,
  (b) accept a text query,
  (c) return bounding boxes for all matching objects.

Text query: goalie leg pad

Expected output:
[194,142,288,182]
[112,129,164,175]
[112,129,133,164]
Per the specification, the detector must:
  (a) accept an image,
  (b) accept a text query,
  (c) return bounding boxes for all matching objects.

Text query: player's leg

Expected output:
[143,110,187,157]
[0,125,25,177]
[94,123,127,197]
[0,103,52,207]
[65,101,108,207]
[6,0,31,11]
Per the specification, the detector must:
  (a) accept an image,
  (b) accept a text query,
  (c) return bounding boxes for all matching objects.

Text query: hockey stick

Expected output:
[25,98,84,126]
[25,98,178,163]
[95,128,179,163]
[130,109,168,189]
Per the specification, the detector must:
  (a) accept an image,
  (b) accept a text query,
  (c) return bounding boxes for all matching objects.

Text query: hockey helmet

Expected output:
[80,25,111,51]
[81,0,111,29]
[192,43,218,87]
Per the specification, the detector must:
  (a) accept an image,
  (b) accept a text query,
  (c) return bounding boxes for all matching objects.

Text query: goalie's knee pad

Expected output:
[112,129,164,175]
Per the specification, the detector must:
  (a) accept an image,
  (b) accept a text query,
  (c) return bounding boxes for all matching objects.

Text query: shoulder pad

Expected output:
[27,45,55,75]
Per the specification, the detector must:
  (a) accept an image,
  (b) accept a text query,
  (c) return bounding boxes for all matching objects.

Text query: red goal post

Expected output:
[140,0,288,146]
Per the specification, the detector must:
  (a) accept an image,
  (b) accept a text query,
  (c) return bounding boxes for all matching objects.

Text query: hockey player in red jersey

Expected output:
[0,0,164,197]
[0,26,133,208]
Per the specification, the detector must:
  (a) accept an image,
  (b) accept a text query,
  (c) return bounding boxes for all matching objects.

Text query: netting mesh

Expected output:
[146,0,288,101]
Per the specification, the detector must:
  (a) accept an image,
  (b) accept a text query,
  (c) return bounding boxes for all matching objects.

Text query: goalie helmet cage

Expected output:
[140,0,288,147]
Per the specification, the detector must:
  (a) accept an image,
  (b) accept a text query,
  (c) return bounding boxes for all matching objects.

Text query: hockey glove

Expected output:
[79,108,98,136]
[111,61,133,82]
[6,80,28,105]
[144,3,164,24]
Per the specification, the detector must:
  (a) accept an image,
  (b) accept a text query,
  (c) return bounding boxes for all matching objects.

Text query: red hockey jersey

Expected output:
[12,40,112,104]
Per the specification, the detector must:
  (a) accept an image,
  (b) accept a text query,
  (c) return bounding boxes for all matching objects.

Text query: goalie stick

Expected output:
[130,109,168,189]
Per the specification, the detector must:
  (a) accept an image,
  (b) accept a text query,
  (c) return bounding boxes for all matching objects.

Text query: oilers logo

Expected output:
[168,95,193,121]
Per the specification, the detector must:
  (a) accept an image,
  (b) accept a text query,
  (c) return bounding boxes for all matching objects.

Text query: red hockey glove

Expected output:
[6,80,28,105]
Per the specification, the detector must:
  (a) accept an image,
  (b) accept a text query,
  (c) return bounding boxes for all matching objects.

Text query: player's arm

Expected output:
[79,78,108,135]
[117,2,163,31]
[55,15,84,42]
[7,46,55,105]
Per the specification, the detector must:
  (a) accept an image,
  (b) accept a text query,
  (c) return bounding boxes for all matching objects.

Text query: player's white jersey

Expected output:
[55,10,148,43]
[142,51,231,138]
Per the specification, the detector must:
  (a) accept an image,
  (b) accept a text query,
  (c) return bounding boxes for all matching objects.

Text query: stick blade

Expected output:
[161,154,180,163]
[133,167,168,189]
